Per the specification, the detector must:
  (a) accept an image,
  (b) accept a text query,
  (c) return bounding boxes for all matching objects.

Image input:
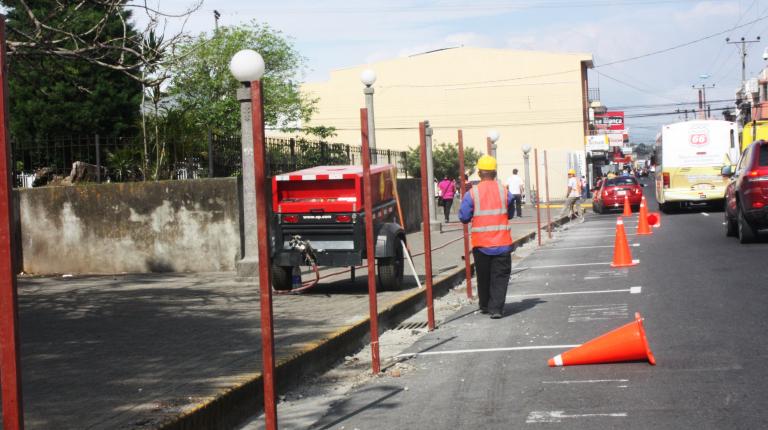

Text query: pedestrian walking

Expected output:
[459,155,514,319]
[438,176,456,222]
[560,168,582,219]
[505,168,524,218]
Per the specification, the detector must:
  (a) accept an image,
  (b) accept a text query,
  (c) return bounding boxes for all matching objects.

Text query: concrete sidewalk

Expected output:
[13,210,562,429]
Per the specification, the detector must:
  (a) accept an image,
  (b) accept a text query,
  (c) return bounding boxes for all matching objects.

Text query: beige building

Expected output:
[301,47,593,199]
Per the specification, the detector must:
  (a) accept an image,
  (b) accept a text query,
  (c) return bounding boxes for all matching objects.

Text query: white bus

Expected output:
[655,120,740,212]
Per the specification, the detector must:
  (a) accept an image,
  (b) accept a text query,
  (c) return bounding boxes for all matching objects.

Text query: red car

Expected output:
[723,140,768,243]
[592,176,644,214]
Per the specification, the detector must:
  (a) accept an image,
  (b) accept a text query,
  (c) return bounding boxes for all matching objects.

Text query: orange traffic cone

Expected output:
[636,197,652,235]
[622,195,632,216]
[647,212,661,228]
[611,217,637,267]
[548,312,656,366]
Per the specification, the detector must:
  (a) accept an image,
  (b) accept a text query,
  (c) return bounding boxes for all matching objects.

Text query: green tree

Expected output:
[405,142,482,179]
[5,0,142,141]
[167,22,316,137]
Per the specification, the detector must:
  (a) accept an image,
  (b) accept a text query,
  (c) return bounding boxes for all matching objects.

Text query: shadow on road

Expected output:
[503,298,546,318]
[312,386,404,430]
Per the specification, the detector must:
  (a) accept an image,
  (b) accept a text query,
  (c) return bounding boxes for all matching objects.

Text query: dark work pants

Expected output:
[472,249,512,315]
[510,194,522,217]
[442,198,453,222]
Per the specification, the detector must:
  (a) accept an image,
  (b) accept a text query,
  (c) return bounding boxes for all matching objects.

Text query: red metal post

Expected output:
[0,17,24,430]
[534,149,542,246]
[419,122,436,331]
[251,80,277,430]
[486,137,492,155]
[457,130,472,299]
[543,150,552,239]
[360,108,381,374]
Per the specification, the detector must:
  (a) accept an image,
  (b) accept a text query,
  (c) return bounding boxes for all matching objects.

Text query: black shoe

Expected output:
[490,313,502,319]
[479,307,489,314]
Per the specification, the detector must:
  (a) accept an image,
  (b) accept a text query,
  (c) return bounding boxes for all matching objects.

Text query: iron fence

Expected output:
[11,134,408,187]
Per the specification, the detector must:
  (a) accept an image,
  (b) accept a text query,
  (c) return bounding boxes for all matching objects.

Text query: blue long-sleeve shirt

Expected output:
[459,183,515,255]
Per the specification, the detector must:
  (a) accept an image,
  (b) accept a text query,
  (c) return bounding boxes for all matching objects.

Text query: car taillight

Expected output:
[746,169,768,182]
[335,215,352,223]
[283,215,299,223]
[662,172,670,189]
[753,201,766,208]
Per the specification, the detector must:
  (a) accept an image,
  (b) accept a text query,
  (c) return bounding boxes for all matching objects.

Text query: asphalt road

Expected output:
[306,179,768,429]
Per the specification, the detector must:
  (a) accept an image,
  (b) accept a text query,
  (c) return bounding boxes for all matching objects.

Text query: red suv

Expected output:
[723,140,768,243]
[592,176,644,214]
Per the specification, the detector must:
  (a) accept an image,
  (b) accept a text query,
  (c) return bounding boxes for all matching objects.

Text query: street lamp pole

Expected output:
[487,129,500,158]
[522,144,533,208]
[230,49,278,430]
[361,69,377,163]
[424,120,440,229]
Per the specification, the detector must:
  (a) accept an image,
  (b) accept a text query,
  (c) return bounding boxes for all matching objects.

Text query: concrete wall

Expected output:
[16,177,426,275]
[17,179,241,274]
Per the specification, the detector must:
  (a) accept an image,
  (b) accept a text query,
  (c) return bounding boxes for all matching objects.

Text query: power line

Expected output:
[316,106,737,131]
[214,0,703,15]
[595,71,683,104]
[599,14,768,67]
[370,11,768,91]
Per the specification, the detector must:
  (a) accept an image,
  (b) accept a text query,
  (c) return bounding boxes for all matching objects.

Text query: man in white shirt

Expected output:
[505,168,524,218]
[561,169,582,219]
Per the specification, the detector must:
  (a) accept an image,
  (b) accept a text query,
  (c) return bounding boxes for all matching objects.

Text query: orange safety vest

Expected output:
[470,180,513,249]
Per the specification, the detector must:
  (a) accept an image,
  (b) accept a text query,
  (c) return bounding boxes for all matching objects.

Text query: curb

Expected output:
[156,215,571,430]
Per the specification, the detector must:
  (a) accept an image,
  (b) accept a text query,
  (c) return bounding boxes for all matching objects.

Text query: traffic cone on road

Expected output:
[611,217,637,267]
[622,195,632,216]
[636,197,652,235]
[548,312,656,367]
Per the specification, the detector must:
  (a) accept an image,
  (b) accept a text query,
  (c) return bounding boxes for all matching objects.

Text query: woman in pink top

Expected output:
[438,176,456,222]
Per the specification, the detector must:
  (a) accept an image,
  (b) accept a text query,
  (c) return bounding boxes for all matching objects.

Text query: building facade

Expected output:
[301,47,593,199]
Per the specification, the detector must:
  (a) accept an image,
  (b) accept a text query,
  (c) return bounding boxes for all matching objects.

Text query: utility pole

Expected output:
[213,10,221,32]
[726,36,761,82]
[692,84,715,119]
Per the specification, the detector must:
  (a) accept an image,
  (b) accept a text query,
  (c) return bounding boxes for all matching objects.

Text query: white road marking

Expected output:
[562,227,623,231]
[395,345,580,359]
[537,243,640,251]
[521,262,612,270]
[568,304,628,323]
[541,379,629,385]
[564,234,638,239]
[583,270,629,280]
[701,212,710,217]
[507,287,642,299]
[526,411,628,423]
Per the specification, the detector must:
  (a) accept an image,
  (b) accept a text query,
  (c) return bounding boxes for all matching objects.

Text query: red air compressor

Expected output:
[270,165,406,291]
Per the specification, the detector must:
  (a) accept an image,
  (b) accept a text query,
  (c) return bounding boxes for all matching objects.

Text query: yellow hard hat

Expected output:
[477,155,497,171]
[568,169,576,175]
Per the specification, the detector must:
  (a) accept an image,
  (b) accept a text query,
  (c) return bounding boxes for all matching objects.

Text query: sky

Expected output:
[130,0,768,142]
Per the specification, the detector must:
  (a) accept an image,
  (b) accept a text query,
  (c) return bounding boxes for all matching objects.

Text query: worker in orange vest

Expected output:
[458,155,514,319]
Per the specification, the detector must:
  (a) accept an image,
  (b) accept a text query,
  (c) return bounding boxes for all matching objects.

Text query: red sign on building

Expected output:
[594,111,625,131]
